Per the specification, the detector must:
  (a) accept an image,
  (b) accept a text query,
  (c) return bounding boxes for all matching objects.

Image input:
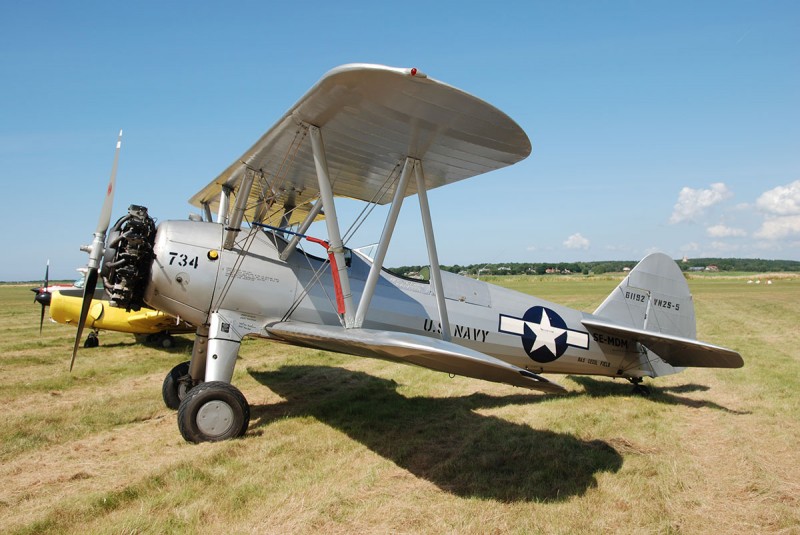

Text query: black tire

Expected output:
[177,381,250,443]
[162,361,191,410]
[84,333,99,348]
[160,334,174,349]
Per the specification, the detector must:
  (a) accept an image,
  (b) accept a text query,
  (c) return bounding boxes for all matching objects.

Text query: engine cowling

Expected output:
[143,219,224,326]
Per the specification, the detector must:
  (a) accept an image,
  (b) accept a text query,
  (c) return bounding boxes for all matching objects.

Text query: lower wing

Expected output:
[265,321,565,393]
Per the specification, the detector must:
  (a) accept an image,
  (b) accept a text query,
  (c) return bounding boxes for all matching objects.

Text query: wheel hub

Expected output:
[196,400,234,438]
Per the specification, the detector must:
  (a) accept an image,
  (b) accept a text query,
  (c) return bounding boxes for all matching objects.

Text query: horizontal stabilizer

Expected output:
[266,322,565,393]
[582,318,743,369]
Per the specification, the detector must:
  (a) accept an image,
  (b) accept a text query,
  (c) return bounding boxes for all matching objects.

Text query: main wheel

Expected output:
[160,334,175,349]
[177,381,250,443]
[84,333,99,348]
[162,361,191,410]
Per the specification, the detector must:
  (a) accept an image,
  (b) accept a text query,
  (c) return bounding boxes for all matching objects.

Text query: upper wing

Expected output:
[582,318,744,369]
[265,321,565,394]
[189,64,531,223]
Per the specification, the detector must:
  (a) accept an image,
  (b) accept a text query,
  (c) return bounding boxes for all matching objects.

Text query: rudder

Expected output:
[593,252,696,340]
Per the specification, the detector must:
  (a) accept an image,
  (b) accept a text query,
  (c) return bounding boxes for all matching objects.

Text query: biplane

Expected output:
[70,64,742,443]
[49,288,193,348]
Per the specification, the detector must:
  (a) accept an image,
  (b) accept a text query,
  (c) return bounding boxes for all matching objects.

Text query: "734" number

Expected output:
[168,252,199,269]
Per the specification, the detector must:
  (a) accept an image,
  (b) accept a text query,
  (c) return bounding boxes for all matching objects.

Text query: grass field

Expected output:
[1,275,798,534]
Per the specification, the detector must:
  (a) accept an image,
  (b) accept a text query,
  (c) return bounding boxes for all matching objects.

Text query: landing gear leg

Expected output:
[163,327,209,410]
[628,377,650,396]
[177,313,249,443]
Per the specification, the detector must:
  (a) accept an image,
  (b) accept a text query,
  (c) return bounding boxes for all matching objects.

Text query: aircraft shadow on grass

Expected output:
[567,376,749,414]
[249,365,623,503]
[73,336,194,351]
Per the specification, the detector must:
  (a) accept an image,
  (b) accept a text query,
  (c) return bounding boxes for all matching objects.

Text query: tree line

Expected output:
[390,258,800,277]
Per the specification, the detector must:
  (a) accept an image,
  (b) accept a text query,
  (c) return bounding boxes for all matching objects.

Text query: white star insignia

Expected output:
[526,310,566,355]
[498,308,590,361]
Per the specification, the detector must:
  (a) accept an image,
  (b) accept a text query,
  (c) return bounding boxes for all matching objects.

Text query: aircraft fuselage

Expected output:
[144,220,663,382]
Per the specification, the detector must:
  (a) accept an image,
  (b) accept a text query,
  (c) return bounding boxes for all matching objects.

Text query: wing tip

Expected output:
[518,369,567,393]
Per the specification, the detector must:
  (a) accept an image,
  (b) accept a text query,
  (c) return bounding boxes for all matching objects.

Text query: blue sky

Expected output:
[1,1,798,281]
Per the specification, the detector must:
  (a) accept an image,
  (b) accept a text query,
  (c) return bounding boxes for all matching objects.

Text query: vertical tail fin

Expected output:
[594,252,695,339]
[587,253,743,372]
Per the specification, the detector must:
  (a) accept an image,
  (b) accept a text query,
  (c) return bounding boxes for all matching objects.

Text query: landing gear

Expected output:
[83,331,99,348]
[628,377,651,396]
[146,331,175,348]
[174,311,251,443]
[177,381,250,443]
[158,333,174,348]
[162,361,192,410]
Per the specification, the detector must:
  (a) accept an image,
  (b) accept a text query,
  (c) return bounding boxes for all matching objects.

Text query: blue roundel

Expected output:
[521,306,569,363]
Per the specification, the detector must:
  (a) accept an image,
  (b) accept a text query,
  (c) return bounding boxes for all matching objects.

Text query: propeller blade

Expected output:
[72,131,122,370]
[33,260,50,303]
[36,260,50,333]
[39,301,46,334]
[96,130,122,235]
[70,267,98,372]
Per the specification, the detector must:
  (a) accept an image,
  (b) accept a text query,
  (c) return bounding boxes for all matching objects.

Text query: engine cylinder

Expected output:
[101,204,156,310]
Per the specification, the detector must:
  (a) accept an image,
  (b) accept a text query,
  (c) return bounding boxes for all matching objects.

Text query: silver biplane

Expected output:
[71,64,743,443]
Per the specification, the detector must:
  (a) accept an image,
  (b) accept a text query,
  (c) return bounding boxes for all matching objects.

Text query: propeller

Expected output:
[32,260,51,333]
[70,130,122,371]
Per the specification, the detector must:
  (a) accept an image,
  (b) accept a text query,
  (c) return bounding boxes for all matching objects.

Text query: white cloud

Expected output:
[706,224,746,238]
[669,182,732,224]
[563,233,590,250]
[756,180,800,216]
[755,215,800,240]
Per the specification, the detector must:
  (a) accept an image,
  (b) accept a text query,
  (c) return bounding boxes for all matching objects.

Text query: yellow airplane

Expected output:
[47,288,193,347]
[33,261,193,348]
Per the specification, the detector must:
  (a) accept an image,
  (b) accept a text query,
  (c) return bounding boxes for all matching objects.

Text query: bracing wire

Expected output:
[341,160,403,245]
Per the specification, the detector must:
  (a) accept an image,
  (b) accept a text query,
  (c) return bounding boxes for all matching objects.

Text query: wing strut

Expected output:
[280,200,324,261]
[201,202,213,222]
[415,161,451,342]
[223,170,255,249]
[309,125,355,327]
[354,157,414,328]
[217,185,232,225]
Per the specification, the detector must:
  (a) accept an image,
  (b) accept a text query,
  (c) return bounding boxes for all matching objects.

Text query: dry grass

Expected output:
[1,276,798,534]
